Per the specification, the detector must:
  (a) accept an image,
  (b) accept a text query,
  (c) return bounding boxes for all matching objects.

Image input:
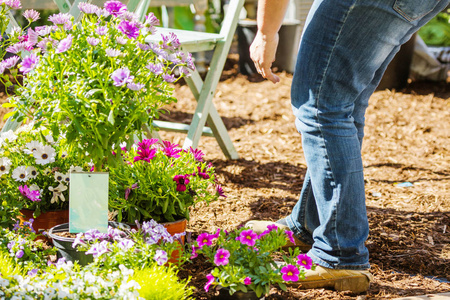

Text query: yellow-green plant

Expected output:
[0,251,24,278]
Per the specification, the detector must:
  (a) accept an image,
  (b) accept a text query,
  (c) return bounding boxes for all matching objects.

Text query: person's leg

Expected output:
[290,0,449,270]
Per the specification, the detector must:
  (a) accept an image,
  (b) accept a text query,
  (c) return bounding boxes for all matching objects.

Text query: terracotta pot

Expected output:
[19,209,69,241]
[162,218,187,244]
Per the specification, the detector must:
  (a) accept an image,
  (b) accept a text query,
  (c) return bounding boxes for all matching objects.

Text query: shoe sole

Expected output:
[294,274,370,294]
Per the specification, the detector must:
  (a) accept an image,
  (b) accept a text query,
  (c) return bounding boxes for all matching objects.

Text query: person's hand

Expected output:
[250,31,280,83]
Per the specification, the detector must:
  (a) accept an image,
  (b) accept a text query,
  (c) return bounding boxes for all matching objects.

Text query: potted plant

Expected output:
[0,124,88,232]
[108,138,226,238]
[191,225,315,299]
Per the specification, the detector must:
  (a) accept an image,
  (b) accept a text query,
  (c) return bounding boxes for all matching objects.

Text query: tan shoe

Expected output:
[295,266,373,294]
[244,220,312,252]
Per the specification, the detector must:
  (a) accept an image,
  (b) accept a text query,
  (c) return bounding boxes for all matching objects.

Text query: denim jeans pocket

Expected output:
[393,0,442,21]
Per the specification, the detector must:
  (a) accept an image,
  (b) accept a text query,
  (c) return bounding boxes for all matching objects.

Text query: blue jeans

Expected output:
[286,0,449,269]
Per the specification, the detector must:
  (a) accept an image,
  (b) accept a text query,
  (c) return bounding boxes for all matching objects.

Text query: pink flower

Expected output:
[48,12,71,25]
[204,273,215,292]
[173,174,190,192]
[281,264,299,282]
[19,53,39,74]
[23,9,40,22]
[162,141,182,158]
[216,185,226,197]
[244,276,252,285]
[239,229,257,247]
[196,232,214,248]
[56,34,73,53]
[78,2,99,14]
[133,147,156,163]
[285,230,296,245]
[296,253,313,270]
[111,67,134,86]
[214,248,230,266]
[189,147,204,161]
[118,20,140,39]
[145,12,160,26]
[161,32,180,50]
[190,244,199,259]
[195,166,210,179]
[18,185,41,202]
[104,0,127,17]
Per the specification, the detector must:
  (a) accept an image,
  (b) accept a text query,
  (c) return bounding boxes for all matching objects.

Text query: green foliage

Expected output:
[0,251,24,278]
[131,264,194,300]
[419,11,450,46]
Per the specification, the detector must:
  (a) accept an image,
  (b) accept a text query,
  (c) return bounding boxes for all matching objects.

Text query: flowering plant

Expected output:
[0,124,88,227]
[4,1,194,170]
[192,225,315,297]
[108,138,225,223]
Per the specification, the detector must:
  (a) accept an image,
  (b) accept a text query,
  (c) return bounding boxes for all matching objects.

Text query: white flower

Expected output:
[33,145,56,165]
[1,130,18,142]
[54,171,65,182]
[43,168,52,176]
[60,151,68,158]
[26,166,38,178]
[0,157,12,176]
[12,166,29,182]
[49,183,68,203]
[45,134,55,144]
[69,165,83,173]
[24,140,44,154]
[0,278,9,287]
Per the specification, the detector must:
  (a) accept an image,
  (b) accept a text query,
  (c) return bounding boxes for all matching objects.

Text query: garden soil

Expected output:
[1,55,449,299]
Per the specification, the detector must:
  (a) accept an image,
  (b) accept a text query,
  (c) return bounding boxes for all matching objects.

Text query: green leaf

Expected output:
[107,109,115,125]
[278,282,287,291]
[2,102,16,108]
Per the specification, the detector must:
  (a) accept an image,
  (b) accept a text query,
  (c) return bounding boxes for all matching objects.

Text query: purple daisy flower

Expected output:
[162,73,176,83]
[281,264,300,282]
[189,147,204,161]
[106,48,121,57]
[195,166,210,179]
[239,229,258,247]
[27,269,38,277]
[161,140,182,158]
[86,37,100,46]
[95,26,108,36]
[197,232,214,248]
[118,20,140,39]
[173,174,190,192]
[78,2,99,14]
[161,32,180,50]
[127,82,145,91]
[104,0,127,17]
[244,277,252,285]
[20,53,39,73]
[111,67,134,86]
[145,12,160,26]
[296,253,313,270]
[27,28,39,45]
[35,25,52,36]
[15,250,24,259]
[4,0,21,9]
[133,146,156,163]
[138,138,158,149]
[23,9,40,22]
[204,273,215,292]
[95,8,111,18]
[214,248,230,266]
[6,42,29,54]
[48,12,71,26]
[56,34,73,53]
[138,42,151,51]
[2,56,20,69]
[216,184,226,198]
[18,185,41,202]
[116,36,127,45]
[124,183,139,200]
[146,62,163,75]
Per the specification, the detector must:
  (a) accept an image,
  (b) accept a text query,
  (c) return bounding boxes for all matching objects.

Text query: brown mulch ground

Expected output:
[1,55,449,299]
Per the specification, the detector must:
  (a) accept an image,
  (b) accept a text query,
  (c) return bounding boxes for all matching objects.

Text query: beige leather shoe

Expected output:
[295,266,373,294]
[244,220,312,252]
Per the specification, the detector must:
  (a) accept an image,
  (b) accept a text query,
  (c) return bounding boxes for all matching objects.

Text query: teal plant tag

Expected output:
[69,172,109,233]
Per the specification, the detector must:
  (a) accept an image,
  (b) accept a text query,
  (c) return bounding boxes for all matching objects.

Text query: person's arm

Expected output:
[250,0,290,83]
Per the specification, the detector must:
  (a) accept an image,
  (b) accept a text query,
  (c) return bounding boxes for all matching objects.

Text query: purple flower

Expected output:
[127,82,145,91]
[106,48,121,57]
[138,42,151,51]
[35,25,52,36]
[48,12,71,26]
[124,183,139,200]
[162,74,176,83]
[3,0,21,9]
[154,250,168,266]
[15,250,24,259]
[18,185,41,202]
[204,273,215,292]
[23,9,40,22]
[7,42,30,54]
[134,146,156,163]
[104,0,127,17]
[56,34,73,53]
[19,53,39,74]
[239,229,257,247]
[7,241,15,250]
[214,248,230,266]
[27,28,39,45]
[195,166,210,179]
[108,226,126,240]
[191,245,199,259]
[95,26,108,36]
[28,269,38,277]
[84,229,108,241]
[138,138,158,149]
[146,62,163,75]
[111,67,134,86]
[145,12,160,26]
[78,2,99,14]
[2,56,20,69]
[87,37,100,46]
[72,233,86,248]
[116,36,127,45]
[296,254,313,270]
[118,239,135,250]
[161,32,180,50]
[96,8,111,18]
[148,43,168,59]
[267,224,278,231]
[189,147,204,161]
[281,264,300,282]
[118,20,140,39]
[197,232,214,248]
[216,185,226,198]
[85,240,110,257]
[173,174,190,192]
[161,141,182,158]
[244,277,252,285]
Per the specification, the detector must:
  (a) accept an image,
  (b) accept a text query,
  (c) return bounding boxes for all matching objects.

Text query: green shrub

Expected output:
[419,11,450,46]
[0,251,24,278]
[131,264,194,300]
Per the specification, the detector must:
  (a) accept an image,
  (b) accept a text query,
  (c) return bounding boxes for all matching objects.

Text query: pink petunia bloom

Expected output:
[196,232,214,248]
[214,248,230,266]
[267,224,278,231]
[190,244,199,259]
[296,253,313,270]
[281,264,300,282]
[285,230,296,245]
[118,20,140,39]
[204,273,215,292]
[19,53,39,74]
[244,276,252,285]
[104,0,127,17]
[239,229,258,247]
[173,174,190,192]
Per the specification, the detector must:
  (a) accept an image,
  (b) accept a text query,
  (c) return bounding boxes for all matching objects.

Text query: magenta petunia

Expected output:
[296,253,313,270]
[204,273,215,292]
[281,264,300,282]
[173,174,190,192]
[104,0,127,17]
[244,276,252,285]
[111,67,134,86]
[239,229,258,246]
[285,230,296,245]
[196,232,214,248]
[214,248,230,266]
[118,20,140,39]
[19,53,39,74]
[190,244,199,259]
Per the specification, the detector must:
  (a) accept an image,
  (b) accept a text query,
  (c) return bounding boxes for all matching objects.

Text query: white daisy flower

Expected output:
[12,166,29,182]
[69,165,83,173]
[0,130,18,142]
[63,174,70,184]
[24,140,44,154]
[60,151,68,158]
[49,183,68,203]
[54,171,65,182]
[43,168,52,176]
[33,145,56,165]
[0,157,12,176]
[26,166,38,179]
[45,134,55,144]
